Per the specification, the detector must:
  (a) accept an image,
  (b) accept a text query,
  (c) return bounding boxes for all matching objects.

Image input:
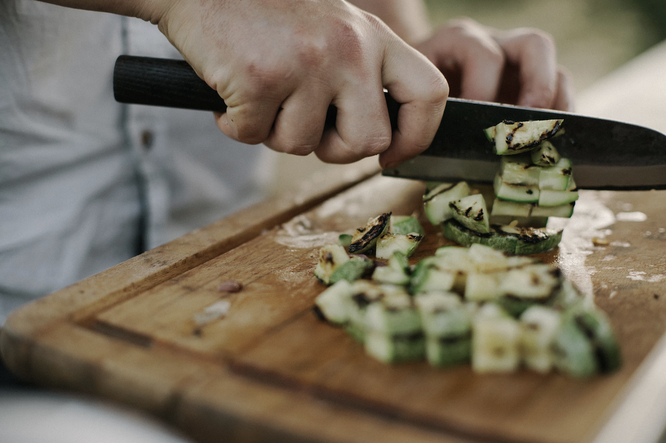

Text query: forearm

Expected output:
[348,0,432,45]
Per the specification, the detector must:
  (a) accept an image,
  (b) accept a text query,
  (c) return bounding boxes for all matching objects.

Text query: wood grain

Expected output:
[2,162,665,443]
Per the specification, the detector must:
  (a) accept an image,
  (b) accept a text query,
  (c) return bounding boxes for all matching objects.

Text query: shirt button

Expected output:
[140,130,154,150]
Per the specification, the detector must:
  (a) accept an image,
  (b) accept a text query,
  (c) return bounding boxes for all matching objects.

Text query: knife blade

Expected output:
[113,55,666,190]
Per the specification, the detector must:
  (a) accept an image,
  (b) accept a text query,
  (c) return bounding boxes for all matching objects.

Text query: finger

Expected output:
[379,43,448,169]
[314,83,392,164]
[214,95,284,145]
[553,67,575,112]
[263,85,333,156]
[494,29,558,109]
[418,20,504,102]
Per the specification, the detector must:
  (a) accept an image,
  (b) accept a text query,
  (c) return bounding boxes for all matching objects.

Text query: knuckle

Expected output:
[357,133,391,156]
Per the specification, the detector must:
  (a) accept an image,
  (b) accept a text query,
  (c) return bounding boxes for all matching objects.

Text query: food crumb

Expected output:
[592,237,610,246]
[218,280,243,293]
[193,300,232,326]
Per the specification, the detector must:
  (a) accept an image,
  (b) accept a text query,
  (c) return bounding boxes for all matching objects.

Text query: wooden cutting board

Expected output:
[2,151,666,443]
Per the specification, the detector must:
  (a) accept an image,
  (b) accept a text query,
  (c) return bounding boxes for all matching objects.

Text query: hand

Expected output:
[151,0,448,167]
[415,18,574,111]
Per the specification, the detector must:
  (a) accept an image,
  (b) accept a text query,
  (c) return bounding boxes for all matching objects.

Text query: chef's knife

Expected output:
[113,55,666,190]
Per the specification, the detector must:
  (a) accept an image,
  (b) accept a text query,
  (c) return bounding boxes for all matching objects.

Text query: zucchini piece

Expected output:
[467,243,512,273]
[472,304,521,373]
[442,220,562,255]
[539,157,573,191]
[365,292,421,336]
[372,251,411,285]
[364,291,424,362]
[348,212,391,254]
[391,215,425,236]
[423,181,470,226]
[329,255,375,285]
[538,189,579,207]
[572,308,622,373]
[499,154,541,186]
[490,119,564,155]
[314,244,350,285]
[415,292,472,367]
[530,202,575,218]
[344,280,386,342]
[449,193,490,234]
[530,140,561,166]
[375,232,423,259]
[314,279,354,325]
[519,305,562,373]
[410,257,457,294]
[493,224,563,255]
[432,246,473,293]
[464,271,505,302]
[499,263,561,300]
[338,233,353,248]
[494,173,540,203]
[491,198,532,218]
[483,126,496,142]
[364,330,426,363]
[552,313,598,378]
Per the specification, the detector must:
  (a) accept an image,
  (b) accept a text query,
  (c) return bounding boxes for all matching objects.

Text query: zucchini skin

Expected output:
[442,219,562,255]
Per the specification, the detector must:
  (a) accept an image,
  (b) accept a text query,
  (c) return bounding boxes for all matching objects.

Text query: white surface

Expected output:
[0,390,194,443]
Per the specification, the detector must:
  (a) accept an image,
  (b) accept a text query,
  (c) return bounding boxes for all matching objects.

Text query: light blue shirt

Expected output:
[0,1,272,323]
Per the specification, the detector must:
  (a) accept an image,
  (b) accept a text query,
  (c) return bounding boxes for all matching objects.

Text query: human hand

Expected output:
[151,0,448,167]
[415,18,574,111]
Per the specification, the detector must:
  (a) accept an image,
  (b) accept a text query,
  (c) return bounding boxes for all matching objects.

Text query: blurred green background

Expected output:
[424,0,666,92]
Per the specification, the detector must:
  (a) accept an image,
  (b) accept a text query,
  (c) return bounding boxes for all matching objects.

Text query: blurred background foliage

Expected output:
[424,0,666,93]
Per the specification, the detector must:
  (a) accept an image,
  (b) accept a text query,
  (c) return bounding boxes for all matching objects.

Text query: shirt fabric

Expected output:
[0,1,274,324]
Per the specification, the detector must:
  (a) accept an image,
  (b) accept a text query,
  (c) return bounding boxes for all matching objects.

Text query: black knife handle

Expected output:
[113,55,400,129]
[113,56,227,112]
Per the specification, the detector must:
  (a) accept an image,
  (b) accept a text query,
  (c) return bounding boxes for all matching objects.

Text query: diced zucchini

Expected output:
[449,193,490,234]
[499,263,561,300]
[499,154,540,186]
[423,181,471,226]
[338,234,353,248]
[467,243,512,273]
[442,219,562,255]
[348,212,391,254]
[375,232,423,259]
[538,189,579,207]
[314,244,350,285]
[491,198,532,218]
[365,292,421,336]
[494,173,540,203]
[329,255,375,285]
[572,308,622,373]
[492,224,563,255]
[410,257,457,294]
[530,202,575,218]
[314,279,354,325]
[364,330,426,363]
[530,140,561,166]
[472,305,521,373]
[539,157,573,191]
[519,305,562,373]
[464,272,505,302]
[490,119,563,155]
[390,215,425,236]
[552,314,598,378]
[415,292,472,367]
[372,251,411,285]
